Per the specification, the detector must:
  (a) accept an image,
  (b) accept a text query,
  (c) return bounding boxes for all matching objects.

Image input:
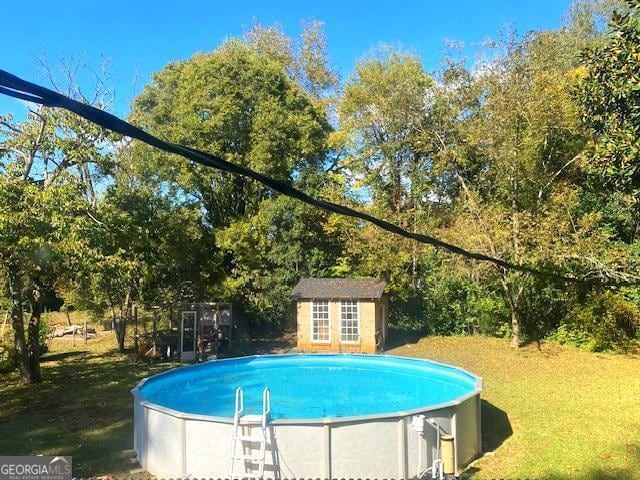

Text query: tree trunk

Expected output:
[115,292,130,352]
[27,284,43,383]
[509,307,520,349]
[500,274,521,349]
[7,267,32,384]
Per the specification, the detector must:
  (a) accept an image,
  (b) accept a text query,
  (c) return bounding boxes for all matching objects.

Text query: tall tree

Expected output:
[245,20,338,97]
[443,24,609,347]
[0,177,87,382]
[130,39,333,327]
[339,51,440,292]
[0,76,113,382]
[70,174,218,352]
[576,0,640,242]
[131,40,331,228]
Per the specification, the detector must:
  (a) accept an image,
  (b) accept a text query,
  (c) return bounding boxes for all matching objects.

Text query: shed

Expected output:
[291,278,388,353]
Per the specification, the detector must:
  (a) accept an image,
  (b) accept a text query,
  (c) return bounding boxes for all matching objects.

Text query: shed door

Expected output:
[180,311,197,359]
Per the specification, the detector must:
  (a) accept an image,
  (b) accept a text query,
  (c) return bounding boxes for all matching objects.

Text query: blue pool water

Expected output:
[137,354,479,420]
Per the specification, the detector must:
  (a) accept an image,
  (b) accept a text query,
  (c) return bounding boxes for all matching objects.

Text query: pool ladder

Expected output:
[227,387,271,480]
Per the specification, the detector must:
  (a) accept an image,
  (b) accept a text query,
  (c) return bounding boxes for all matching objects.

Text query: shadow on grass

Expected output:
[385,327,423,350]
[40,350,85,363]
[0,345,176,477]
[248,331,297,355]
[481,400,512,453]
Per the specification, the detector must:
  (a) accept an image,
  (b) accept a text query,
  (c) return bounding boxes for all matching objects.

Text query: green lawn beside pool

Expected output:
[390,337,640,480]
[0,333,175,478]
[0,333,638,479]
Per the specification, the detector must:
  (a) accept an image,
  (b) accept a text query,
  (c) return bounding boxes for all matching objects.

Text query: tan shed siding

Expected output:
[357,300,377,353]
[297,299,379,353]
[296,300,312,349]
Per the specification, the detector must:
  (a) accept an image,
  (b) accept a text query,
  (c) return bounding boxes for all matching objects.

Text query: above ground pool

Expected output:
[133,354,483,479]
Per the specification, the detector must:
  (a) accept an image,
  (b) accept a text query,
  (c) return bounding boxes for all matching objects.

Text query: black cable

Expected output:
[0,68,629,286]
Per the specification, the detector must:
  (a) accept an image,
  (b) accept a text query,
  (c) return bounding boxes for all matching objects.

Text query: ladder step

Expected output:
[239,414,264,424]
[233,434,262,442]
[232,453,264,461]
[228,387,270,480]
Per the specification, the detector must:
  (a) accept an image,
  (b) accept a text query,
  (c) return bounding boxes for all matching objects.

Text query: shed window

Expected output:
[311,300,330,342]
[340,300,359,343]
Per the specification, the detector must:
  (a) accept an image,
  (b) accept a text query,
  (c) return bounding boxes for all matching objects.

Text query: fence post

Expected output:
[134,305,139,361]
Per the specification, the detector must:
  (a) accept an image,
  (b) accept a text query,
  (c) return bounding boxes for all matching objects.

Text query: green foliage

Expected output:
[245,20,338,96]
[128,36,337,330]
[340,50,436,214]
[516,279,569,341]
[131,40,331,226]
[422,275,509,336]
[576,1,640,196]
[38,316,51,354]
[555,291,640,351]
[216,191,347,329]
[2,1,640,360]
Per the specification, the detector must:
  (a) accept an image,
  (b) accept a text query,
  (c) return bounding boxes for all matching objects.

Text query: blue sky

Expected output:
[2,0,573,116]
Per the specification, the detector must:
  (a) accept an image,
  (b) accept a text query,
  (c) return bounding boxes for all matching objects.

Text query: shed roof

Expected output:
[291,278,387,300]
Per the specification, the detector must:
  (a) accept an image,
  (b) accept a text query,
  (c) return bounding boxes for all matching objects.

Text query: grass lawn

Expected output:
[0,332,177,478]
[0,332,638,479]
[390,336,640,480]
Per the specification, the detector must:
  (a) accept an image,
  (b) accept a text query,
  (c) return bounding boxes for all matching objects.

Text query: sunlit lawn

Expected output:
[0,331,638,479]
[390,336,640,480]
[0,332,176,478]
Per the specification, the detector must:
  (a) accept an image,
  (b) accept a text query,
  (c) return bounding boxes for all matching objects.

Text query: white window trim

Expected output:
[310,300,331,344]
[180,310,197,352]
[340,300,360,344]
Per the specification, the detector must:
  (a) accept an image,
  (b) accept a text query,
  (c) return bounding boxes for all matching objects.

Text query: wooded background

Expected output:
[1,0,638,383]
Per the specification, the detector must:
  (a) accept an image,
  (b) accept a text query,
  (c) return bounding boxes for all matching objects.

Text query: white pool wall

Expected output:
[132,354,482,479]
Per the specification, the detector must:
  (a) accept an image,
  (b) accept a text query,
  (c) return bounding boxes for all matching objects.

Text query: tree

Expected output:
[70,169,219,351]
[245,20,338,97]
[0,62,114,383]
[338,50,443,295]
[576,0,640,239]
[216,172,349,329]
[131,40,331,227]
[452,33,585,346]
[130,38,334,329]
[0,177,86,382]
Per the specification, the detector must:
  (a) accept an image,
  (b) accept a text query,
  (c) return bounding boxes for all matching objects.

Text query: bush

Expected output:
[518,278,568,342]
[423,275,509,336]
[0,323,14,372]
[555,291,640,351]
[387,273,510,337]
[0,315,51,371]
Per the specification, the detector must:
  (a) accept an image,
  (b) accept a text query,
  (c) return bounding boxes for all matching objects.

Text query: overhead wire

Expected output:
[0,69,632,286]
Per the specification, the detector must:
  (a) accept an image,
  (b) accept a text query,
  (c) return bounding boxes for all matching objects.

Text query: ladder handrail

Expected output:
[261,388,271,429]
[233,386,244,424]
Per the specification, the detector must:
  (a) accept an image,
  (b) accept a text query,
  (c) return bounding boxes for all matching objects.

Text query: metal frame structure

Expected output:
[174,302,233,362]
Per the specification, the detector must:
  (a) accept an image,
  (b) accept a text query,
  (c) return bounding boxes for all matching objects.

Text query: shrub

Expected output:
[387,267,512,337]
[518,279,569,342]
[555,291,640,351]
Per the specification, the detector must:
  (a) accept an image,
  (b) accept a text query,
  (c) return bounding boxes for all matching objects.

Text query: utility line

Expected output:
[0,69,630,286]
